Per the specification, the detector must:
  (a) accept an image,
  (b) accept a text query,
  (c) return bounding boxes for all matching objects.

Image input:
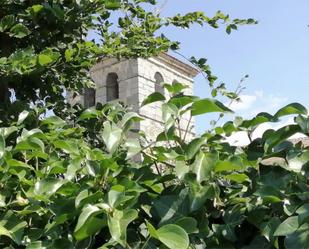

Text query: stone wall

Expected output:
[87,56,196,142]
[137,57,195,141]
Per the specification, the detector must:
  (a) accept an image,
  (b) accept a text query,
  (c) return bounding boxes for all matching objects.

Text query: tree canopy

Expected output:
[0,1,308,249]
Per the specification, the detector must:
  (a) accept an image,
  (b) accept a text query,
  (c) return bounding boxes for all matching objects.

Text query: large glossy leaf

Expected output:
[107,209,138,247]
[17,110,29,125]
[41,116,66,128]
[274,103,307,118]
[285,223,309,249]
[0,211,27,245]
[175,217,198,234]
[260,217,281,244]
[78,107,101,121]
[74,205,106,241]
[156,224,189,249]
[188,182,216,212]
[38,49,60,66]
[274,216,299,236]
[102,121,122,154]
[15,137,45,152]
[125,138,141,159]
[192,151,218,183]
[296,204,309,226]
[0,15,15,32]
[241,112,274,128]
[141,92,165,106]
[6,159,32,170]
[185,137,207,160]
[153,192,189,225]
[264,125,302,152]
[191,98,232,116]
[215,156,244,172]
[34,178,66,198]
[162,103,178,130]
[163,82,188,94]
[296,115,309,134]
[119,112,143,129]
[10,23,31,38]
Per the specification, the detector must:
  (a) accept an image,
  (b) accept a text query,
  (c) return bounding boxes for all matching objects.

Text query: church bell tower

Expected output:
[84,53,199,140]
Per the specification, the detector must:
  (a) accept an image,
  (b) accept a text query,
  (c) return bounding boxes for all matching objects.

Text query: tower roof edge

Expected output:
[156,52,199,78]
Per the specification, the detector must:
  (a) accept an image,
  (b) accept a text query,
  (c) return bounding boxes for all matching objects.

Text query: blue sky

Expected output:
[158,0,309,134]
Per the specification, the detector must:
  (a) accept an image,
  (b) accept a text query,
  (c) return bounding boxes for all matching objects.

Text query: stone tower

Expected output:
[84,53,199,140]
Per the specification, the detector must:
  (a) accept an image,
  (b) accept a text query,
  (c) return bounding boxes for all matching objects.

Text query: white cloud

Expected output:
[225,131,250,146]
[228,90,288,118]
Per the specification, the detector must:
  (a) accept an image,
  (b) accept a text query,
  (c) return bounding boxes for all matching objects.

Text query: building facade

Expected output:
[75,53,199,141]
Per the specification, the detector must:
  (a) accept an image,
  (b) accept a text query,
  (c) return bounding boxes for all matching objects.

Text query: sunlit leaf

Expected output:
[191,98,232,116]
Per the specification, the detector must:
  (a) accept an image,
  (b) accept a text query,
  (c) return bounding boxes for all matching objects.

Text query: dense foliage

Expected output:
[0,1,308,249]
[1,87,309,248]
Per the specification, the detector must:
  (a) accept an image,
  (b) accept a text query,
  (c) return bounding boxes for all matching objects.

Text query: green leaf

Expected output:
[30,5,44,14]
[102,121,122,154]
[74,204,106,240]
[41,116,66,128]
[215,157,244,172]
[105,0,121,10]
[153,193,189,225]
[285,223,309,249]
[260,217,281,244]
[296,115,309,134]
[191,98,232,116]
[0,211,27,245]
[146,221,158,239]
[107,209,138,247]
[224,173,249,183]
[0,135,5,159]
[38,54,53,65]
[53,140,79,155]
[169,96,195,109]
[264,125,302,152]
[120,112,143,132]
[75,190,104,209]
[185,137,207,160]
[163,82,188,94]
[142,92,166,106]
[274,216,299,236]
[175,161,189,180]
[78,107,100,121]
[6,159,33,169]
[192,151,218,183]
[156,224,189,249]
[175,217,198,234]
[0,15,15,32]
[108,186,125,208]
[241,112,274,128]
[65,49,75,62]
[274,103,307,118]
[16,137,45,152]
[65,158,83,181]
[125,138,141,159]
[296,204,309,226]
[188,182,216,212]
[34,178,66,198]
[17,110,29,125]
[0,126,18,139]
[10,23,31,38]
[162,103,178,130]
